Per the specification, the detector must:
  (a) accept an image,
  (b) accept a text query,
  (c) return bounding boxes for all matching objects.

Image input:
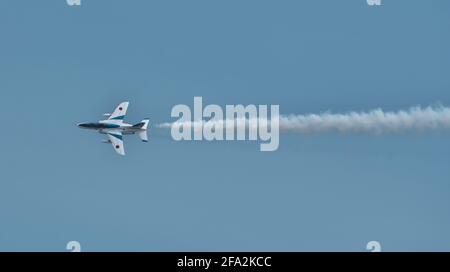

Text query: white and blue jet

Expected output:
[78,102,149,155]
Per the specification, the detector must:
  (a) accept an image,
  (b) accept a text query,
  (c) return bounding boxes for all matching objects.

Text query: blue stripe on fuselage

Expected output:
[103,123,120,128]
[78,122,120,129]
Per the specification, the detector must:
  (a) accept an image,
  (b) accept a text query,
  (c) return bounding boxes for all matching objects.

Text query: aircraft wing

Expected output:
[107,102,129,122]
[107,132,125,155]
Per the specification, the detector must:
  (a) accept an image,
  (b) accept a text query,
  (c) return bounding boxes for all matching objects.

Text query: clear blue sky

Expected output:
[1,0,450,251]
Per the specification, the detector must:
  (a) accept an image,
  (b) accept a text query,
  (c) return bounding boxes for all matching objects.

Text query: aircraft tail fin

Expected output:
[132,119,149,129]
[135,119,149,142]
[140,119,150,130]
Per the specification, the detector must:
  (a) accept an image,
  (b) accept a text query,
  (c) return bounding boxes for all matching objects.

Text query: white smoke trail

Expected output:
[280,105,450,134]
[157,105,450,134]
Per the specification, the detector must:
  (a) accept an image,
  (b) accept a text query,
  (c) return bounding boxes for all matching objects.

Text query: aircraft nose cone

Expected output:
[78,123,87,128]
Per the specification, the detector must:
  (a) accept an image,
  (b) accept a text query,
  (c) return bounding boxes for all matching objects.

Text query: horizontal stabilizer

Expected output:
[138,130,148,142]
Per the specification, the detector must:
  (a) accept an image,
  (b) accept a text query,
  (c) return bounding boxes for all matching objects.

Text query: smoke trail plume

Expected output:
[157,105,450,134]
[279,105,450,134]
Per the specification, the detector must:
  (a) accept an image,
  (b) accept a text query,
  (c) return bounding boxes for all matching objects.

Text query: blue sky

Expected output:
[1,0,450,251]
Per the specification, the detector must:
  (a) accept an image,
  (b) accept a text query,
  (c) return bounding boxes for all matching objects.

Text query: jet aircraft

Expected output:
[78,102,149,155]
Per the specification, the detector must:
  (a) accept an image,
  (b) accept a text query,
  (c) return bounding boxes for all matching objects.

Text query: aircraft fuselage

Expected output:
[77,122,144,135]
